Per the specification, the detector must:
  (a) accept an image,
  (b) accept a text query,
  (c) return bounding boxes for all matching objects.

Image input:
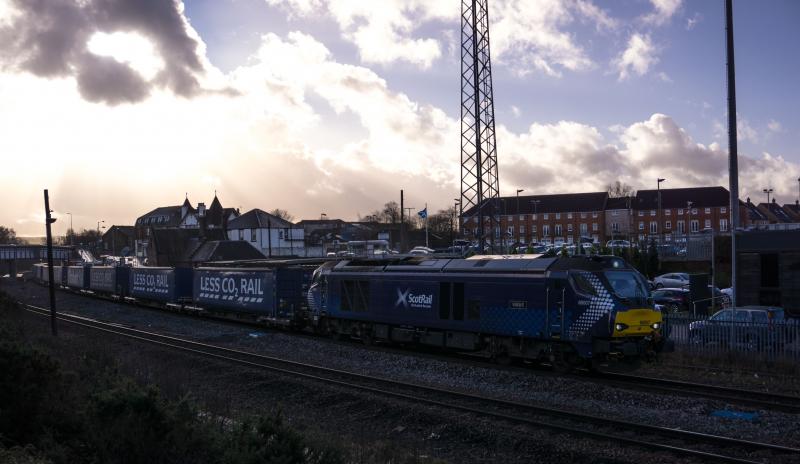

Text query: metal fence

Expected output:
[631,233,714,261]
[663,314,800,361]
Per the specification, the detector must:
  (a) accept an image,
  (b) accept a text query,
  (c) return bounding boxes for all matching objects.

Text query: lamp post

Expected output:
[97,220,105,256]
[516,189,523,244]
[66,212,73,246]
[762,188,773,204]
[703,226,715,312]
[452,199,460,246]
[657,178,665,268]
[530,199,540,243]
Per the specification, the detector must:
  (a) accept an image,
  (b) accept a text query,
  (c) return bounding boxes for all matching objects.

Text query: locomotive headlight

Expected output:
[651,322,661,330]
[615,323,629,331]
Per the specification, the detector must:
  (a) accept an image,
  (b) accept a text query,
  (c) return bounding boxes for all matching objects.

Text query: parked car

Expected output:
[409,246,435,255]
[606,239,631,249]
[688,306,796,350]
[653,272,689,288]
[652,288,691,313]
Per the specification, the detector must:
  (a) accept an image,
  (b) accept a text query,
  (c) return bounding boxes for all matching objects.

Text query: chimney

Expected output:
[746,197,751,204]
[197,202,207,239]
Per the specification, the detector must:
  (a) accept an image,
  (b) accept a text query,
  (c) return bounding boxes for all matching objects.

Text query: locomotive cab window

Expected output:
[570,273,598,296]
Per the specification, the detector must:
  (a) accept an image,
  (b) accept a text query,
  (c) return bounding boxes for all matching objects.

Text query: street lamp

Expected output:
[516,189,523,244]
[703,226,715,312]
[97,220,105,256]
[762,188,773,204]
[657,178,665,244]
[530,199,540,243]
[66,212,73,246]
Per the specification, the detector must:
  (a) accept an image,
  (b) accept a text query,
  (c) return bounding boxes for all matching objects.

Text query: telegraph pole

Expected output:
[44,189,57,336]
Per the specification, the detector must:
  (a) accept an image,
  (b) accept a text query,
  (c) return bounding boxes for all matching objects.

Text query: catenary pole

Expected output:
[725,0,739,307]
[44,190,57,336]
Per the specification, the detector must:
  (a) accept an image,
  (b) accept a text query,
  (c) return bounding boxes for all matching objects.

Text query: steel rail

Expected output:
[593,371,800,414]
[20,303,797,464]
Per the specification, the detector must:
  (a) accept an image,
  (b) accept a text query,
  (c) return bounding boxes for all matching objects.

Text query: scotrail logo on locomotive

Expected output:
[198,273,264,302]
[395,288,434,310]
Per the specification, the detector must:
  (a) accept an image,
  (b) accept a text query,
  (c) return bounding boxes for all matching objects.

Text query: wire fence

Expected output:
[663,313,800,361]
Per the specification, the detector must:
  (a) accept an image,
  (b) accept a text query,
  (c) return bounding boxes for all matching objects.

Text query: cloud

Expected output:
[0,0,208,104]
[686,12,702,30]
[642,0,682,26]
[767,119,783,133]
[614,33,659,80]
[266,0,614,76]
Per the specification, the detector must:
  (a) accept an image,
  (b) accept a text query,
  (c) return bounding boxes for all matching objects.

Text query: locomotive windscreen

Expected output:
[603,270,650,306]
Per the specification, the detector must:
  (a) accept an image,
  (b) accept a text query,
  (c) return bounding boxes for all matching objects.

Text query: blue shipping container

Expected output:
[193,268,275,315]
[129,267,192,303]
[90,266,131,295]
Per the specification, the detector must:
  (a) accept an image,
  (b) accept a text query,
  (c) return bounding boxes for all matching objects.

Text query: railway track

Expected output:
[14,282,800,415]
[591,371,800,414]
[20,303,800,464]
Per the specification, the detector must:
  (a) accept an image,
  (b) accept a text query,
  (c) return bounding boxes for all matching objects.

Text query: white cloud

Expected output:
[511,105,521,117]
[767,119,783,133]
[686,12,702,30]
[657,71,672,83]
[614,33,659,80]
[266,0,613,76]
[642,0,682,26]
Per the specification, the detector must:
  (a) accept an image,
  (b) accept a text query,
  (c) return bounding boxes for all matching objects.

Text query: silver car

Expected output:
[653,272,689,288]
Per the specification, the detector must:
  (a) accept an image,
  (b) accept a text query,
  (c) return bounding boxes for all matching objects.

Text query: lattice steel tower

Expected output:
[460,0,500,252]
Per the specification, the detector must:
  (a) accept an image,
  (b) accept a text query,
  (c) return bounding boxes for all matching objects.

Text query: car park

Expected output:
[688,306,796,350]
[651,288,691,313]
[653,272,689,288]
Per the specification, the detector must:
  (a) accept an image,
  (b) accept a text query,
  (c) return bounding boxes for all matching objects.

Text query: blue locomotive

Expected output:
[307,255,668,368]
[32,255,668,368]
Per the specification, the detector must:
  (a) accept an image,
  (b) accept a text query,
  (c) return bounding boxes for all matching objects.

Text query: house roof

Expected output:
[228,209,294,229]
[103,225,134,239]
[634,186,729,210]
[191,240,267,263]
[742,200,769,221]
[605,196,630,210]
[462,192,608,217]
[296,218,346,226]
[758,202,794,223]
[136,206,182,227]
[783,203,800,220]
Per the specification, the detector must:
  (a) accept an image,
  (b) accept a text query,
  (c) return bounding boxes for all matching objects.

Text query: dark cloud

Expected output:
[0,0,205,104]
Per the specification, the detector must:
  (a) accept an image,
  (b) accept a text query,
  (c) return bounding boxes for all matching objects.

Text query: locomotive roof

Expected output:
[332,255,631,274]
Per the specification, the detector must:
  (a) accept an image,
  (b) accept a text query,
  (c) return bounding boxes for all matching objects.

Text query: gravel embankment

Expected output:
[3,278,799,462]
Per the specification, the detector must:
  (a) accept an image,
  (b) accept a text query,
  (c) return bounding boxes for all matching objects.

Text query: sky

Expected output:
[1,0,798,236]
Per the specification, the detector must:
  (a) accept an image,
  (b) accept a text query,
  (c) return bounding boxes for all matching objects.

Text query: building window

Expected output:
[721,207,727,213]
[543,225,550,236]
[555,213,561,220]
[238,229,244,240]
[611,222,619,232]
[720,219,728,231]
[650,210,656,216]
[665,221,672,229]
[592,223,598,232]
[639,222,644,231]
[580,223,588,234]
[638,211,644,217]
[705,207,711,214]
[665,209,671,216]
[251,229,257,242]
[690,220,699,233]
[519,225,525,234]
[507,226,514,236]
[555,224,562,236]
[581,212,587,219]
[519,214,525,220]
[678,208,683,215]
[543,213,549,220]
[704,219,711,229]
[691,208,698,215]
[611,210,618,216]
[649,222,657,234]
[567,213,573,219]
[532,214,537,220]
[567,223,573,233]
[677,220,685,234]
[495,227,500,238]
[531,225,537,233]
[592,212,598,218]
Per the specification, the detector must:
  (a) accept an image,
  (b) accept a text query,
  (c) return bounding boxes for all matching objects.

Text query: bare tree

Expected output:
[607,181,636,198]
[269,208,294,222]
[0,226,20,244]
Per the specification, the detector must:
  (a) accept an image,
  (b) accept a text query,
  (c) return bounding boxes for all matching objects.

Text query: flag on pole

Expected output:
[418,208,427,219]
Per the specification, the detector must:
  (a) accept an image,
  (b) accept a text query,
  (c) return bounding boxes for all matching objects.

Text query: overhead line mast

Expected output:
[461,0,500,253]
